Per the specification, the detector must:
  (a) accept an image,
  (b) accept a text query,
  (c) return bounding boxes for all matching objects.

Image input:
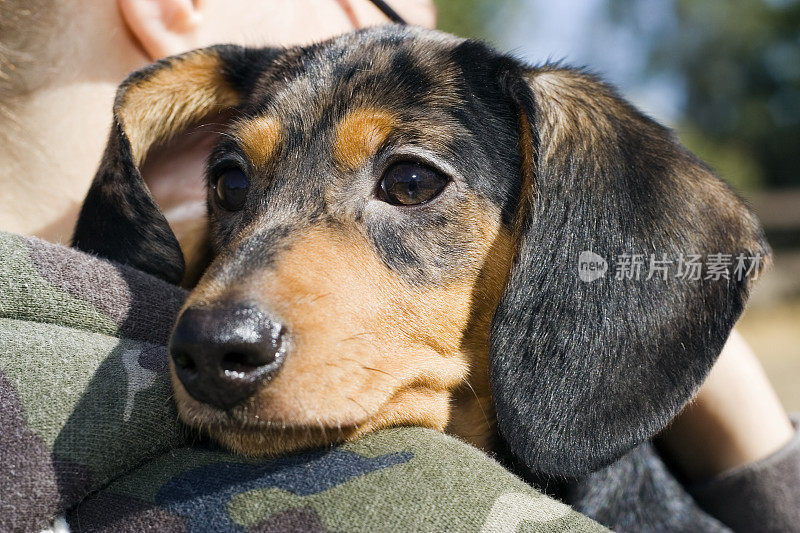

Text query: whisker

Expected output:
[337,331,383,352]
[306,292,333,304]
[464,378,492,432]
[347,395,371,420]
[360,365,397,379]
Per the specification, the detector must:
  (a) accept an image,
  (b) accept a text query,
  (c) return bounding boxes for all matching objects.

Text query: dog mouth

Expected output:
[170,370,379,448]
[174,391,376,456]
[202,406,363,434]
[175,389,369,433]
[169,364,457,456]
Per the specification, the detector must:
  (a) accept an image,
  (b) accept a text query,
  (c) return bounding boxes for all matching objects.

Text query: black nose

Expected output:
[169,303,287,410]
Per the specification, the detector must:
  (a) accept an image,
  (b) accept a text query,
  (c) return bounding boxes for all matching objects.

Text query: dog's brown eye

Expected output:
[215,168,249,211]
[379,162,448,206]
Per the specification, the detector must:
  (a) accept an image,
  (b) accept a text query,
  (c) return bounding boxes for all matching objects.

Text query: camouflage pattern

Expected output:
[0,232,607,532]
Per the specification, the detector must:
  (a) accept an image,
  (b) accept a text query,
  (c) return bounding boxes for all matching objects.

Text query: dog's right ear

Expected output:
[73,45,280,284]
[488,62,770,479]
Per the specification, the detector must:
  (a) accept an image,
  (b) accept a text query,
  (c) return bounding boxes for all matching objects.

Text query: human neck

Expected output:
[0,3,147,243]
[0,80,123,243]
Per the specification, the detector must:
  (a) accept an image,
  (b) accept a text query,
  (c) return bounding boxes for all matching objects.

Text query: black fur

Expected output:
[72,121,185,284]
[489,63,769,477]
[72,45,281,283]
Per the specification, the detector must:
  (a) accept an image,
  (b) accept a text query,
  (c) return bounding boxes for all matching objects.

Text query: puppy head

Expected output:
[73,26,768,477]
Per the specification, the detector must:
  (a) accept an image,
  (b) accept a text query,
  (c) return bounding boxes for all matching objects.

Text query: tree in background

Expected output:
[606,0,800,190]
[433,0,516,41]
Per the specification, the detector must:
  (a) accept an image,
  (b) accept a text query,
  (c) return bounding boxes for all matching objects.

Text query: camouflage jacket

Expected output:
[0,232,607,532]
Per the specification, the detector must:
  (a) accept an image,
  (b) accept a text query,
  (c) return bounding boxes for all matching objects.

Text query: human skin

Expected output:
[0,0,434,243]
[658,329,793,482]
[0,0,791,482]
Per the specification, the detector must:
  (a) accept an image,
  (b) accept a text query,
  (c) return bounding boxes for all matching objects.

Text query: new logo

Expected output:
[578,251,607,282]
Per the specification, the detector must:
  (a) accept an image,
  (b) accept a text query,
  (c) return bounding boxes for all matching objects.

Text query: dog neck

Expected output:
[447,378,497,451]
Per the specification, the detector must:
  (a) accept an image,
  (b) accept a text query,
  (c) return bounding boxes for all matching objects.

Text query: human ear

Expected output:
[118,0,204,59]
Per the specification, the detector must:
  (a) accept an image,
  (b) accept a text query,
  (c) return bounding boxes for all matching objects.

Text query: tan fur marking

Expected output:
[513,109,536,233]
[119,51,240,166]
[176,203,516,456]
[333,108,396,170]
[527,69,617,162]
[234,116,282,168]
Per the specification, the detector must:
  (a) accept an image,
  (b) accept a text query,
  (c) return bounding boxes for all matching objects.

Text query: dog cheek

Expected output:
[248,226,472,411]
[353,386,454,435]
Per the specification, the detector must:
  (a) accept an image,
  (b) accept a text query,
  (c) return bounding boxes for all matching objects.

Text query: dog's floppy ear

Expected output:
[490,64,770,478]
[72,45,278,283]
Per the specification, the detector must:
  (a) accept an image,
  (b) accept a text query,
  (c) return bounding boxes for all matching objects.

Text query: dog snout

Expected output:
[169,303,287,410]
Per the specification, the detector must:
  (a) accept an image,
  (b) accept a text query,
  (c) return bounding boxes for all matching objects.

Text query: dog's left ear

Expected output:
[489,62,770,478]
[73,45,278,283]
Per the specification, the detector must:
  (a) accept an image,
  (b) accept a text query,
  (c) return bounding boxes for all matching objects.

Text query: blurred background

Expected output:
[434,0,800,409]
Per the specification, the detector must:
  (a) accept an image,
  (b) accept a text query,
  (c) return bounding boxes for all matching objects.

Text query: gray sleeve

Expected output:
[689,414,800,532]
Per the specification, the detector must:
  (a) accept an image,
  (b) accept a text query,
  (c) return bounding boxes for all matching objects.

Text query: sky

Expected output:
[485,0,685,125]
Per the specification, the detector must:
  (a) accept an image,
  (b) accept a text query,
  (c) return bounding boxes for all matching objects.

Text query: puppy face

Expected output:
[74,26,768,477]
[169,31,523,454]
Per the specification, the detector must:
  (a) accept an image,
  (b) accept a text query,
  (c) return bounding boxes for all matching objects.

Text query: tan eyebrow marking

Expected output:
[333,108,397,170]
[234,115,283,168]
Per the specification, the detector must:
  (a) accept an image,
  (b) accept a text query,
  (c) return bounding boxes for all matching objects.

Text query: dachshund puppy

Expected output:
[73,25,767,479]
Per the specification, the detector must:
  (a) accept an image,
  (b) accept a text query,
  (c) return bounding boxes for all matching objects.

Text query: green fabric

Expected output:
[0,318,181,474]
[74,430,602,532]
[0,232,607,532]
[0,232,118,336]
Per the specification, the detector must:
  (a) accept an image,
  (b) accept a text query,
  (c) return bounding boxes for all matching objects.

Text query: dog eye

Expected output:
[214,168,249,211]
[379,162,448,206]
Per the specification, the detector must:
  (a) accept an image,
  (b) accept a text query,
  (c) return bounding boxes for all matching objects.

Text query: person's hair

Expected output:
[0,0,67,160]
[0,0,63,104]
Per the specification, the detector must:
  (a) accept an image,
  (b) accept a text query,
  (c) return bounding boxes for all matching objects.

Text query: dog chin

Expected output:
[172,390,391,456]
[207,424,362,457]
[173,398,366,456]
[171,370,455,455]
[175,391,455,456]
